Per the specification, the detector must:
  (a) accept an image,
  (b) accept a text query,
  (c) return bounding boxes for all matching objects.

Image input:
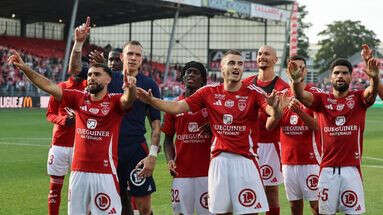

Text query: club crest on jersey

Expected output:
[238,100,247,111]
[335,116,346,126]
[336,104,345,111]
[188,122,199,133]
[223,114,233,125]
[95,193,111,211]
[201,108,208,118]
[346,99,355,109]
[238,188,257,207]
[89,107,100,114]
[224,100,234,108]
[87,118,97,129]
[130,168,146,186]
[289,115,298,125]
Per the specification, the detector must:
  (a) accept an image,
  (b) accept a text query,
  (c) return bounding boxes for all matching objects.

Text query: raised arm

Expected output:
[136,87,190,114]
[68,17,90,75]
[120,71,136,110]
[8,50,62,101]
[286,60,314,107]
[362,58,380,103]
[360,44,380,103]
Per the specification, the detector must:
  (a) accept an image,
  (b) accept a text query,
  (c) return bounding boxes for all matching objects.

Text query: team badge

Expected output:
[306,174,319,191]
[341,190,358,208]
[289,115,298,125]
[223,114,233,125]
[199,192,209,209]
[238,189,256,207]
[335,116,346,126]
[201,108,208,118]
[188,122,199,132]
[346,100,355,109]
[130,168,146,186]
[95,193,111,211]
[225,100,234,108]
[87,118,97,129]
[238,100,247,111]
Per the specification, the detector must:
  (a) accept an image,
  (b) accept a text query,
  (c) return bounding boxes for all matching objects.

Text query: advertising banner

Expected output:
[208,49,258,72]
[0,96,39,108]
[162,0,201,7]
[250,3,290,21]
[203,0,251,16]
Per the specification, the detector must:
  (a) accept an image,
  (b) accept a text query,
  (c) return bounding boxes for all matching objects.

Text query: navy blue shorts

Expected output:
[117,141,156,197]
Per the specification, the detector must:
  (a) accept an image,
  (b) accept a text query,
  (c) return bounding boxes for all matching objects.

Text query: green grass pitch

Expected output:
[0,108,382,214]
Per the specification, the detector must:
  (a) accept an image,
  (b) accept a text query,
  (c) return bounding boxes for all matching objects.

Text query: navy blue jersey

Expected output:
[106,71,161,146]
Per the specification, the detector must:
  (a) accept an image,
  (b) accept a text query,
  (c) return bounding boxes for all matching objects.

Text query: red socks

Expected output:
[266,207,280,215]
[48,175,64,215]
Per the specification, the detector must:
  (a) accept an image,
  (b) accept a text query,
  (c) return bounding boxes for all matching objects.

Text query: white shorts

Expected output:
[208,152,269,214]
[47,145,73,176]
[282,164,320,201]
[257,142,283,186]
[318,166,365,214]
[171,177,211,215]
[68,171,121,215]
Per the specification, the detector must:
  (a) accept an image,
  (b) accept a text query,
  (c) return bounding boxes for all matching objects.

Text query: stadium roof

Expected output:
[0,0,293,27]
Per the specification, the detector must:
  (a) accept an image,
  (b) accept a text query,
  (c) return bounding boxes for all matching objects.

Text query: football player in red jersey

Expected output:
[242,45,289,215]
[45,68,87,215]
[286,54,380,214]
[137,50,282,214]
[162,61,212,214]
[279,56,320,215]
[8,50,136,215]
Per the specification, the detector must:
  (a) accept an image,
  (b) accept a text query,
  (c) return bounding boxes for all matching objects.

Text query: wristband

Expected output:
[73,42,84,52]
[149,145,158,157]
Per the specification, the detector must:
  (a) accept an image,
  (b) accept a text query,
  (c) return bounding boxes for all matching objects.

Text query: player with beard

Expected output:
[45,67,87,215]
[360,44,383,100]
[161,61,212,214]
[69,17,161,215]
[137,50,282,215]
[242,45,289,215]
[286,57,380,214]
[279,56,321,215]
[8,49,136,214]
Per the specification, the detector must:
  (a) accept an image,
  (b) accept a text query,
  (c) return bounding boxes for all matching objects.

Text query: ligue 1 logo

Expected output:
[224,100,234,108]
[199,192,209,209]
[289,115,298,125]
[223,114,233,125]
[335,116,346,126]
[94,193,111,211]
[87,118,97,129]
[188,122,199,133]
[306,174,319,191]
[130,168,146,186]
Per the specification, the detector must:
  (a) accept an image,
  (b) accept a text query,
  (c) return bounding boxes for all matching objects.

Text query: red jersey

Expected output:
[280,86,322,165]
[161,95,211,178]
[61,89,126,173]
[46,77,86,147]
[243,75,289,143]
[309,90,372,168]
[185,83,267,159]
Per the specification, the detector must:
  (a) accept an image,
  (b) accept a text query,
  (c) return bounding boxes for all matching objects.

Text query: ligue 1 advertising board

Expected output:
[208,49,258,72]
[0,96,50,108]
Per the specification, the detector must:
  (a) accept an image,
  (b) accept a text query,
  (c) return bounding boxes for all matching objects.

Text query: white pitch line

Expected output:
[364,156,383,162]
[363,165,383,169]
[0,141,49,147]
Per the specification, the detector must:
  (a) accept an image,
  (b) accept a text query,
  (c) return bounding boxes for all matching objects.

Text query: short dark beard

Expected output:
[332,82,349,92]
[88,84,104,94]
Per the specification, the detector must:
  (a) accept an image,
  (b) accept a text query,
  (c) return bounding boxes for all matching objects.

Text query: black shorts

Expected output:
[117,141,156,197]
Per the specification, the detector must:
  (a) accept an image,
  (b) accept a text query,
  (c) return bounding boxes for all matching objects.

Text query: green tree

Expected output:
[314,20,380,73]
[284,5,311,66]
